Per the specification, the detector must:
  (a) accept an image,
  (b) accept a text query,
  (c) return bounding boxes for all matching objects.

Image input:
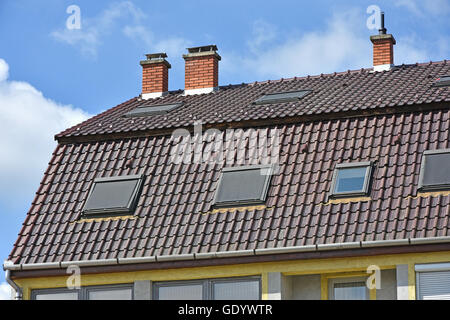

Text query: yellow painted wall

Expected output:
[16,250,450,300]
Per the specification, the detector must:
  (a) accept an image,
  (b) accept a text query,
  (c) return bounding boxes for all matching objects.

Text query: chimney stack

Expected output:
[370,12,396,72]
[140,53,171,99]
[183,45,221,95]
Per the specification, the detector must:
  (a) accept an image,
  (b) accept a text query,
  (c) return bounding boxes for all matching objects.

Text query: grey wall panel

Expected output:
[377,269,397,300]
[290,275,321,300]
[396,264,409,300]
[134,280,152,300]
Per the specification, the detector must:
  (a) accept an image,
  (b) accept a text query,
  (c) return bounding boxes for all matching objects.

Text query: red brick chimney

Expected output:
[140,53,171,99]
[370,12,396,71]
[183,45,221,95]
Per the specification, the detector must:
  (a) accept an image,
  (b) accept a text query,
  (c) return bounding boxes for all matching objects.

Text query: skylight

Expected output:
[419,149,450,191]
[433,75,450,87]
[330,162,373,197]
[213,165,273,207]
[124,102,183,117]
[253,90,311,105]
[83,174,144,216]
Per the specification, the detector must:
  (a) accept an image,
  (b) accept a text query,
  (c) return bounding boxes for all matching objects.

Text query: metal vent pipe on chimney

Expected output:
[370,11,396,72]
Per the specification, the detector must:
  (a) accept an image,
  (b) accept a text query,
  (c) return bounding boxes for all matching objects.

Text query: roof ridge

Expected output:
[235,59,449,88]
[55,58,449,140]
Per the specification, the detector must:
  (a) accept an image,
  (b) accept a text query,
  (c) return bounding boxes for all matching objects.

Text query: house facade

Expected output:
[4,26,450,300]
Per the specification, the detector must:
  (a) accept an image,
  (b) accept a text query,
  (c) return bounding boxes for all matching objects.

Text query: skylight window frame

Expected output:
[123,102,183,117]
[329,161,373,198]
[212,164,274,208]
[432,75,450,87]
[418,148,450,192]
[82,174,144,217]
[253,90,312,105]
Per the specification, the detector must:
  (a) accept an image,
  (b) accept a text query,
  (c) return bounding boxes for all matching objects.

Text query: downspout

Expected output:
[5,269,22,300]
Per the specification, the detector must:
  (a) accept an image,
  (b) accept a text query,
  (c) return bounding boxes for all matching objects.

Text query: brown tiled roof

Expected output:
[56,61,450,141]
[8,61,450,265]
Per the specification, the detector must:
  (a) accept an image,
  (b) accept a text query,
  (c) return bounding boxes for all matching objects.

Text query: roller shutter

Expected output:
[416,264,450,300]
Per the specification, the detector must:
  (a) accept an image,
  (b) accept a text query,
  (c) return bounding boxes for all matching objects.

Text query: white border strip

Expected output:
[415,262,450,272]
[184,87,216,96]
[142,92,166,100]
[372,64,394,72]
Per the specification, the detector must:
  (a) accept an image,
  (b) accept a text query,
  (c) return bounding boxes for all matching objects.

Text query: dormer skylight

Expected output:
[419,149,450,191]
[213,165,273,207]
[124,102,183,117]
[83,174,144,217]
[433,75,450,87]
[253,90,311,105]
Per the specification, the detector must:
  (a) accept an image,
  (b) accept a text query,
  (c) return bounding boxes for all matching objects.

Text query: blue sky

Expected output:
[0,0,449,297]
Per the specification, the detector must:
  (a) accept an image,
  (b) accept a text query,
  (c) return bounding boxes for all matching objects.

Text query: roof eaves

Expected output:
[6,236,450,272]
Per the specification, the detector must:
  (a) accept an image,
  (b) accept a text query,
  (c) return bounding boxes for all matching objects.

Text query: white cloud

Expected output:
[0,59,8,82]
[153,38,192,59]
[51,1,146,57]
[224,10,370,78]
[394,0,450,16]
[123,25,191,58]
[0,282,11,300]
[395,0,423,16]
[395,32,450,65]
[0,58,90,210]
[247,20,277,54]
[423,0,450,14]
[395,35,430,64]
[51,1,191,59]
[222,7,449,80]
[122,25,153,47]
[436,35,450,58]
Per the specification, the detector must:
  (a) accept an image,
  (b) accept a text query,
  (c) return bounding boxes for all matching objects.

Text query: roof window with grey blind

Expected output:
[123,102,183,117]
[82,174,144,217]
[433,75,450,87]
[253,90,311,105]
[213,165,273,207]
[419,149,450,191]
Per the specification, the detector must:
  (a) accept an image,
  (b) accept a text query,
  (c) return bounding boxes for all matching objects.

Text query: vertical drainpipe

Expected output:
[5,270,23,300]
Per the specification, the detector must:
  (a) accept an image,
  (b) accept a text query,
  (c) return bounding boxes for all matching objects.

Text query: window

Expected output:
[213,165,273,207]
[33,289,79,300]
[433,75,450,87]
[212,279,260,300]
[87,287,133,300]
[83,174,144,217]
[154,277,261,300]
[253,90,311,105]
[124,102,183,117]
[416,263,450,300]
[330,162,373,197]
[329,278,369,300]
[419,149,450,191]
[155,281,205,300]
[332,282,367,300]
[31,284,133,300]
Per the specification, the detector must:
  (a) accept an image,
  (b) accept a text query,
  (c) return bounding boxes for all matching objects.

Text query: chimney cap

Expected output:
[140,52,171,68]
[187,45,218,53]
[370,33,396,45]
[183,45,221,61]
[145,52,168,60]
